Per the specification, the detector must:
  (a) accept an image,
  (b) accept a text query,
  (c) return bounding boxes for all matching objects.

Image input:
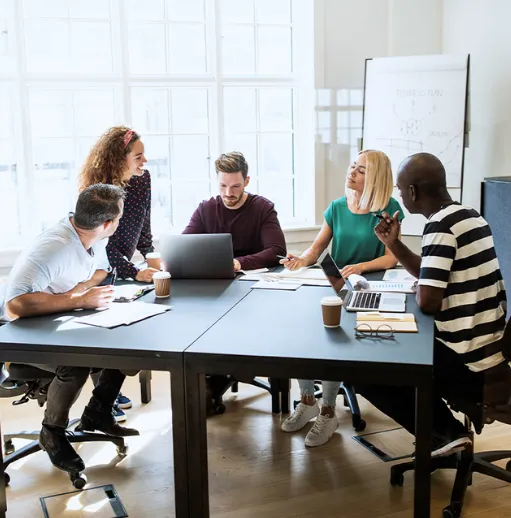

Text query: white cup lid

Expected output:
[146,252,161,258]
[153,271,171,279]
[321,295,343,306]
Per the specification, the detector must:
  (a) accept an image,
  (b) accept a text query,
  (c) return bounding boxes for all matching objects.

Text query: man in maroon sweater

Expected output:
[183,151,286,271]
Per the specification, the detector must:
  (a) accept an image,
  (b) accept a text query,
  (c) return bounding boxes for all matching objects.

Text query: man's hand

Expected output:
[374,211,401,247]
[135,268,159,282]
[76,286,115,309]
[233,259,241,271]
[340,264,364,278]
[279,254,306,271]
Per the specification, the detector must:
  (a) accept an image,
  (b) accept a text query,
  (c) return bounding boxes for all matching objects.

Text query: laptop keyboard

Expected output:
[352,291,381,309]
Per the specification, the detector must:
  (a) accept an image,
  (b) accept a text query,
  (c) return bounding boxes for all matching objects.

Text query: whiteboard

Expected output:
[362,54,469,236]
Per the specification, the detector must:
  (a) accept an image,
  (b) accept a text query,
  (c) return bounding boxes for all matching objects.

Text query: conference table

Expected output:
[0,279,253,518]
[183,278,435,518]
[0,275,435,518]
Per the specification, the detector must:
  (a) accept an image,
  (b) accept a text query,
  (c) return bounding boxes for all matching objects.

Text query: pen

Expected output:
[277,255,289,260]
[374,213,384,220]
[111,267,117,286]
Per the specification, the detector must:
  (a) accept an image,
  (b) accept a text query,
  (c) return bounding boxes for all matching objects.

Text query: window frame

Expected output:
[0,0,315,254]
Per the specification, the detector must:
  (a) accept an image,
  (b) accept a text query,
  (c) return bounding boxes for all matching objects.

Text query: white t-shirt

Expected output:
[4,214,111,309]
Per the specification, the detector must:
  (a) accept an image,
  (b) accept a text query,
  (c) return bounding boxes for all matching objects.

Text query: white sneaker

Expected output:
[431,436,471,458]
[281,402,320,432]
[304,414,339,447]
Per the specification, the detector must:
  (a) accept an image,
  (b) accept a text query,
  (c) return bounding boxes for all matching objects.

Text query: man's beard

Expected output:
[223,192,243,207]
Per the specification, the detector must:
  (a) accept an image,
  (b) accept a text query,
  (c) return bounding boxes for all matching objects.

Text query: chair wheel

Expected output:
[3,472,10,486]
[214,404,226,415]
[442,505,461,518]
[70,472,87,490]
[390,469,404,486]
[117,445,129,457]
[4,440,14,455]
[354,419,366,432]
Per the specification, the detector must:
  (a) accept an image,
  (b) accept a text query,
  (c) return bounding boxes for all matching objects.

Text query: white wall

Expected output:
[443,0,511,211]
[313,0,443,254]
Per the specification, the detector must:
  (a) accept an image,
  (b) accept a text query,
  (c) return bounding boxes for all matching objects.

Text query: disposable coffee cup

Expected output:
[146,252,161,270]
[321,296,343,328]
[153,271,171,298]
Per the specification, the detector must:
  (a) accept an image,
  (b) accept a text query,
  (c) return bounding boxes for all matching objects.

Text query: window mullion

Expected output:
[12,0,37,241]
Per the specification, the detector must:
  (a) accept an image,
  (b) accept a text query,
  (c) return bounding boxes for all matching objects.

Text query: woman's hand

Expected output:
[279,254,307,271]
[135,268,159,282]
[340,264,365,278]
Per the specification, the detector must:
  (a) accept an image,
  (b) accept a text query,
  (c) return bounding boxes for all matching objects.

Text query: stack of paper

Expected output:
[267,267,330,287]
[75,302,171,329]
[356,312,417,333]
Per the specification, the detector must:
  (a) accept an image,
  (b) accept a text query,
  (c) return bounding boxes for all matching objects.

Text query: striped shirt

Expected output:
[418,203,507,372]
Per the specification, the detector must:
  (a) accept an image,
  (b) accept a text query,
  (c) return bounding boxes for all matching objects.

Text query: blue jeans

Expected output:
[298,379,341,407]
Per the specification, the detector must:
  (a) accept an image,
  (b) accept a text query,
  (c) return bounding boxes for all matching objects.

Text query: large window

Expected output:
[0,0,314,249]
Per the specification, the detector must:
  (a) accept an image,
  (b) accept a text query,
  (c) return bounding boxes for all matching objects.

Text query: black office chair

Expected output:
[0,363,128,489]
[389,320,511,518]
[292,381,366,431]
[206,375,290,415]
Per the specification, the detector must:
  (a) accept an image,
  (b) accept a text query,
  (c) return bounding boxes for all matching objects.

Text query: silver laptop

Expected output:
[318,250,406,313]
[160,234,235,279]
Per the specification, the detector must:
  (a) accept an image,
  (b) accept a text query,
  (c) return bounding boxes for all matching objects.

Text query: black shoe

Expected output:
[77,405,140,437]
[39,425,86,473]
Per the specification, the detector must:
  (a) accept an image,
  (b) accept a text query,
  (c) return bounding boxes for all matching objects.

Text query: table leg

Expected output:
[170,369,189,518]
[269,378,281,413]
[279,378,290,414]
[414,380,433,517]
[185,366,209,517]
[139,370,152,404]
[0,421,6,518]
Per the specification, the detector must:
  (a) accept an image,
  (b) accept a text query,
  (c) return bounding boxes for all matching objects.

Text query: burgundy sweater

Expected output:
[106,171,154,279]
[183,194,286,270]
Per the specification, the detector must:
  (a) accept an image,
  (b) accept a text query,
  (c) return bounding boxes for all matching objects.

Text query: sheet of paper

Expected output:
[238,268,269,275]
[382,269,417,282]
[269,267,327,281]
[365,281,416,294]
[75,301,171,328]
[250,280,302,291]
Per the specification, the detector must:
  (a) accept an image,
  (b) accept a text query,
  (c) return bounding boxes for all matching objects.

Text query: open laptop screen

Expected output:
[318,250,347,296]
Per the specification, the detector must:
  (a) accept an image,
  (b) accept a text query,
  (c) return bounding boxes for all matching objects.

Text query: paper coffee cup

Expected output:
[153,271,171,298]
[146,252,161,270]
[321,296,343,328]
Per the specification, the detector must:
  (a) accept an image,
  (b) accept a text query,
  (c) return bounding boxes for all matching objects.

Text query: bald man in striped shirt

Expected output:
[359,152,511,457]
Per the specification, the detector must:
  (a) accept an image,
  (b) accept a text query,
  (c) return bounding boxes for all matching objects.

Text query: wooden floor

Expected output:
[2,372,511,517]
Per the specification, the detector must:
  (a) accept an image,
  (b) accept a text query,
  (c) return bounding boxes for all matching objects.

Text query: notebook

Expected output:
[356,312,418,333]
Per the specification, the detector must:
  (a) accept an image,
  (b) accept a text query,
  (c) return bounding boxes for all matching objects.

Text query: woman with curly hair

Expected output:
[79,126,159,283]
[79,126,159,420]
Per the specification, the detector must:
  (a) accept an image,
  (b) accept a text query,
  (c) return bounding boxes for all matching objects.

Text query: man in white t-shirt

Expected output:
[4,184,139,474]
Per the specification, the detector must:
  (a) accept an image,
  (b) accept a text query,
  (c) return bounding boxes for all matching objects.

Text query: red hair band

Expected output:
[123,129,134,148]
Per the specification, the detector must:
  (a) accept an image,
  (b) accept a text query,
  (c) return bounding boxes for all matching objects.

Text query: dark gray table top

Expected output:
[0,279,252,359]
[186,282,435,368]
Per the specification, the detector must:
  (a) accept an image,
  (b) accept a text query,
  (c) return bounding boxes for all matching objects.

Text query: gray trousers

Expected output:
[30,364,126,428]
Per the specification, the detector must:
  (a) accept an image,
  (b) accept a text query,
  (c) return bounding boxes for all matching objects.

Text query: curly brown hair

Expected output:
[78,126,140,192]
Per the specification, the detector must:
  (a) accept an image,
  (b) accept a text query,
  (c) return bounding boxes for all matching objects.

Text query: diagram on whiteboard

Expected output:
[362,54,469,235]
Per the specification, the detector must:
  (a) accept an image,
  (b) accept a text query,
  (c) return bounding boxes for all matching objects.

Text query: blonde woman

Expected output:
[280,149,404,447]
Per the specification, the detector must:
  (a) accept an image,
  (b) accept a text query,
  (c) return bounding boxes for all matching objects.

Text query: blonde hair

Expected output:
[348,149,393,212]
[215,151,249,179]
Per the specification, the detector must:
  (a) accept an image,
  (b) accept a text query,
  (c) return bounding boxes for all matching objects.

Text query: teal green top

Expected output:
[324,196,404,268]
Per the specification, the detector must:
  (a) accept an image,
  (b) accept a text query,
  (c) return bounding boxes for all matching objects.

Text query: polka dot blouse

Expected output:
[106,170,154,280]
